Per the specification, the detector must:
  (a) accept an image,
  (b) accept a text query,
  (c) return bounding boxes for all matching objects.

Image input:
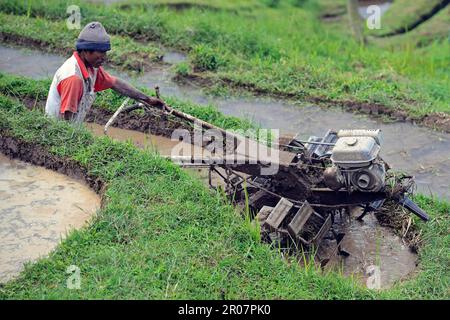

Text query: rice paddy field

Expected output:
[0,0,448,300]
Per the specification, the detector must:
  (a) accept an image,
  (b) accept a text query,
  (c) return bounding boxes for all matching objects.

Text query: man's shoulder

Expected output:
[55,55,83,82]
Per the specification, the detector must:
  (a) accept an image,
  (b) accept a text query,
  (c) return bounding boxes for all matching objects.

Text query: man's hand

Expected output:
[112,78,165,109]
[142,96,164,108]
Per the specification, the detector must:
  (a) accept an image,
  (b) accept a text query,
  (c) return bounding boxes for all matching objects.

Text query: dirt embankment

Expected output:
[19,97,200,143]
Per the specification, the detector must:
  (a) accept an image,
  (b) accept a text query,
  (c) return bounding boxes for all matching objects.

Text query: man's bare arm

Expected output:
[111,78,163,107]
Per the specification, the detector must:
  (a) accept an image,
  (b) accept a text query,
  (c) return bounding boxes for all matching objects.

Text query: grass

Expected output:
[0,12,163,72]
[0,93,448,299]
[367,0,448,36]
[0,0,448,121]
[0,72,256,132]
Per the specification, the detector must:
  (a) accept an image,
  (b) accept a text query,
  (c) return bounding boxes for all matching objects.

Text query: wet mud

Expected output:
[326,208,417,289]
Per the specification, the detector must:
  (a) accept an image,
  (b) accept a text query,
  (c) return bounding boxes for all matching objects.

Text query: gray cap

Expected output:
[76,22,111,51]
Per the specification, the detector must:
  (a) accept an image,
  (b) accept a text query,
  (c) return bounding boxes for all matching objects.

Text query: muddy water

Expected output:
[0,45,66,79]
[86,122,186,156]
[0,154,100,283]
[85,122,227,186]
[85,122,225,160]
[331,209,417,289]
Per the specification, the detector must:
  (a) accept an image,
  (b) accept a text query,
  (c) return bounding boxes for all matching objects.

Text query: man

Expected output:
[45,21,162,123]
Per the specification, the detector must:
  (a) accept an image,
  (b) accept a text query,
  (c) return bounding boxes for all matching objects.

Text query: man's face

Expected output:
[83,50,107,68]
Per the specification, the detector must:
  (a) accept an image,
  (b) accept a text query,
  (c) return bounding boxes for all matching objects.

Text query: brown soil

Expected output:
[421,112,450,132]
[18,95,194,140]
[85,106,195,139]
[176,73,450,134]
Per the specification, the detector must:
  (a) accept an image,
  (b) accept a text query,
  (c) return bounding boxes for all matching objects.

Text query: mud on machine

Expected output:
[106,98,430,265]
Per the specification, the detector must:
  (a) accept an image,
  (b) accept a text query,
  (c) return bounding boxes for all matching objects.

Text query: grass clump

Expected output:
[191,44,226,71]
[174,61,191,77]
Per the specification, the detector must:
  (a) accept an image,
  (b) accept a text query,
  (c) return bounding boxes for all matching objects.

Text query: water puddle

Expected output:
[86,122,186,156]
[0,153,100,283]
[85,122,226,187]
[327,209,417,289]
[0,45,66,79]
[162,51,188,65]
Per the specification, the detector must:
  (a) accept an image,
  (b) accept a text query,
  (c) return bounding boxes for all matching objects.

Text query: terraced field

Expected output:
[0,0,448,300]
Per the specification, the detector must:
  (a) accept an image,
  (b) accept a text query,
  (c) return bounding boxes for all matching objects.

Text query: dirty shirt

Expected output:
[45,51,116,124]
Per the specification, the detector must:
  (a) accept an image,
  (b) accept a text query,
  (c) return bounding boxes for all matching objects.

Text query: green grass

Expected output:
[372,7,450,48]
[0,93,448,299]
[0,0,448,120]
[367,0,447,36]
[0,12,163,72]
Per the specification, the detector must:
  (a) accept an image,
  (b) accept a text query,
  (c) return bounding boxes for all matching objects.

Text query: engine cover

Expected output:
[331,130,382,168]
[324,130,386,192]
